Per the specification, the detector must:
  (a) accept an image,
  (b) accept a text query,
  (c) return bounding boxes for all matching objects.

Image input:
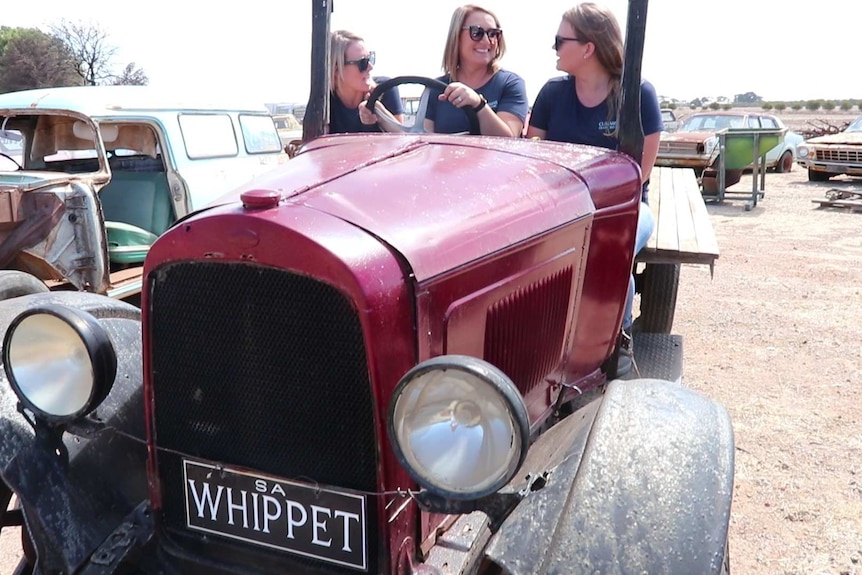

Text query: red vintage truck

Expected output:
[0,1,733,573]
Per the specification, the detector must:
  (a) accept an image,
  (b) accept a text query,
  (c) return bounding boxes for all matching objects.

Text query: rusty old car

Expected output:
[796,113,862,181]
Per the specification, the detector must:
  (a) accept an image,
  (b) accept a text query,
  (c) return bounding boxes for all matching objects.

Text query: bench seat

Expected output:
[638,167,719,269]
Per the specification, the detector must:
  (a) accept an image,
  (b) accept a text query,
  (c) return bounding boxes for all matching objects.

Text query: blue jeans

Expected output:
[624,201,655,331]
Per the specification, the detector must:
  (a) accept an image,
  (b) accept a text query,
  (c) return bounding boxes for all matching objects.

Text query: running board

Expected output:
[623,333,683,383]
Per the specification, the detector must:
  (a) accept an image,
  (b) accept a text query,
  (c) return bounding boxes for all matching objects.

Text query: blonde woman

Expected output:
[527,3,664,375]
[425,5,528,137]
[329,30,404,134]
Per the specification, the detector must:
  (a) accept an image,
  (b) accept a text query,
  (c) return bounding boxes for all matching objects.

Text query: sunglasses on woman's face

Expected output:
[553,35,583,51]
[462,25,502,42]
[344,51,376,73]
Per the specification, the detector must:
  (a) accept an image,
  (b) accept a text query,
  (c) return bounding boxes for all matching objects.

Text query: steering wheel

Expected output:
[367,76,481,136]
[0,152,22,171]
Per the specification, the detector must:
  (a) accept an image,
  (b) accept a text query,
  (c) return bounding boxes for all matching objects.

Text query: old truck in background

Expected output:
[0,1,734,573]
[0,86,285,303]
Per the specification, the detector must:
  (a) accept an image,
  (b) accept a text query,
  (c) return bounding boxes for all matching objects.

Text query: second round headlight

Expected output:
[389,355,529,500]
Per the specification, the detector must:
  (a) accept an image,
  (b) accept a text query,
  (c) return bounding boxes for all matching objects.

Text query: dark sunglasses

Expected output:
[344,51,376,73]
[553,35,583,51]
[462,25,502,42]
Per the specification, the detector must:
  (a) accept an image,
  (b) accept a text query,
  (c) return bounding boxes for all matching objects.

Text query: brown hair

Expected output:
[330,29,364,89]
[562,3,624,136]
[441,5,506,82]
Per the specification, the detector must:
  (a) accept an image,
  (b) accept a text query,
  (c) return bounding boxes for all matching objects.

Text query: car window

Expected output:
[239,114,283,154]
[747,117,760,128]
[846,115,862,132]
[179,113,239,159]
[0,129,24,168]
[760,117,777,129]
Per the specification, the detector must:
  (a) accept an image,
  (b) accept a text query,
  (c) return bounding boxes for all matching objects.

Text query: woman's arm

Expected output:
[641,131,660,183]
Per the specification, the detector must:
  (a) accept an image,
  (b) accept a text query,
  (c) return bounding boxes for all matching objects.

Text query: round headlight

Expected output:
[704,136,718,154]
[797,145,810,159]
[389,355,529,500]
[3,305,117,424]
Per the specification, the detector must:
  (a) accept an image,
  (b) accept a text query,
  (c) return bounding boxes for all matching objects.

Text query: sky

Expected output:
[3,1,859,107]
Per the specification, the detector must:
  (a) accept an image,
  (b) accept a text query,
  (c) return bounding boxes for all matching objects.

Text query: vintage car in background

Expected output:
[0,1,734,574]
[272,113,304,148]
[656,111,803,180]
[0,86,285,302]
[797,113,862,181]
[661,108,680,132]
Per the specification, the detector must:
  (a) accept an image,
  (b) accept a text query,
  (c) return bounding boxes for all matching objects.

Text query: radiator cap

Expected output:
[241,189,282,209]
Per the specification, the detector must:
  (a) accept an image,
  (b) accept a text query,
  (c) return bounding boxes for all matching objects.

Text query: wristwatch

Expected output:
[473,96,488,112]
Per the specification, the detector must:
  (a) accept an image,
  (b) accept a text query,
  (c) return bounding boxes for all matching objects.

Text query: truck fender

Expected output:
[483,378,734,575]
[0,292,147,574]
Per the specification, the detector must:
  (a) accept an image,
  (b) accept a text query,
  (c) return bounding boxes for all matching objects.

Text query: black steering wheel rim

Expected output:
[367,76,481,136]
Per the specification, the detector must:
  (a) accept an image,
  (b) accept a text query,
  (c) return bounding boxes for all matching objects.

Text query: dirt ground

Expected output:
[2,139,861,574]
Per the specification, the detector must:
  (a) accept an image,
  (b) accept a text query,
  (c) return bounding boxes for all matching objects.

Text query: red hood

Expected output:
[219,134,640,282]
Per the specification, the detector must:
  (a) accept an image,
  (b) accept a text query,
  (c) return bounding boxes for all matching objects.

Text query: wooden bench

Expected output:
[634,166,720,333]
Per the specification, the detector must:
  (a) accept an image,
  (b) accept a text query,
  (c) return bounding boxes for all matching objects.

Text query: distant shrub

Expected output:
[805,100,821,111]
[762,102,774,110]
[839,100,853,111]
[720,104,732,111]
[709,102,720,110]
[791,102,803,111]
[774,102,787,111]
[822,100,836,111]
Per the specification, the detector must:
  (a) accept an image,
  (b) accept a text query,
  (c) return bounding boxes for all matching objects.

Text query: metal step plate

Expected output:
[622,333,683,383]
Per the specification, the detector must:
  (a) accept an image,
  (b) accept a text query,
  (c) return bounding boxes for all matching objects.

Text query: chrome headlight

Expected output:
[389,355,530,500]
[704,136,718,155]
[3,305,117,424]
[796,145,811,159]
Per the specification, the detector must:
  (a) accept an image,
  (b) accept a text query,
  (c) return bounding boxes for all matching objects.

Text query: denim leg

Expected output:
[624,202,656,330]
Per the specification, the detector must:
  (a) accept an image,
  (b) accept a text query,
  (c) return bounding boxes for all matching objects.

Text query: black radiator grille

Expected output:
[150,261,378,508]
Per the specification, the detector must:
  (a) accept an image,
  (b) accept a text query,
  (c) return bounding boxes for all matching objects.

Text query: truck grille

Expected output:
[149,262,378,553]
[659,141,699,154]
[815,149,862,163]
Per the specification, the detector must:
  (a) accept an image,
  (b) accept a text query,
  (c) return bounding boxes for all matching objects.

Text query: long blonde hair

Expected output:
[441,5,506,82]
[562,3,624,136]
[330,29,364,90]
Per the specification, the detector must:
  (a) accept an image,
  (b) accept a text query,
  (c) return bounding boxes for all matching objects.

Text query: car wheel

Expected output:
[808,169,830,182]
[638,263,680,334]
[776,150,793,173]
[0,271,50,301]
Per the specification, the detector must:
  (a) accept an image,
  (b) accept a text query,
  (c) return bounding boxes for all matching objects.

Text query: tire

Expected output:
[808,169,830,182]
[0,271,49,301]
[776,150,793,173]
[638,263,680,334]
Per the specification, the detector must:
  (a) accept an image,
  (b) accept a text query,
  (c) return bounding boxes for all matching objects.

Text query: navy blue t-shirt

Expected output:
[427,69,528,134]
[529,77,663,200]
[329,77,404,134]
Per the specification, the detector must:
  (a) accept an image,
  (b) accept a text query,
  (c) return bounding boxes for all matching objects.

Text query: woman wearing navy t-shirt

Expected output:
[425,5,528,137]
[527,3,664,376]
[329,30,404,134]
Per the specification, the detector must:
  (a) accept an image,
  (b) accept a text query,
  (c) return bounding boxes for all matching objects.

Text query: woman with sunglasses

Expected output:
[526,2,664,376]
[425,5,528,137]
[330,30,404,134]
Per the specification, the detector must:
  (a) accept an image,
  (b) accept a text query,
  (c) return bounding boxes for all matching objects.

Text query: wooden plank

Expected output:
[654,166,680,253]
[672,167,700,256]
[686,172,720,258]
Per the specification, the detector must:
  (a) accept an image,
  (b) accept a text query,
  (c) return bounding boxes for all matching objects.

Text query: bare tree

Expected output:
[0,28,78,93]
[111,62,149,86]
[50,19,117,86]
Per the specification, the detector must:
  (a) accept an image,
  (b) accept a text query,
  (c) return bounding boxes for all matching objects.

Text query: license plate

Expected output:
[183,460,367,570]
